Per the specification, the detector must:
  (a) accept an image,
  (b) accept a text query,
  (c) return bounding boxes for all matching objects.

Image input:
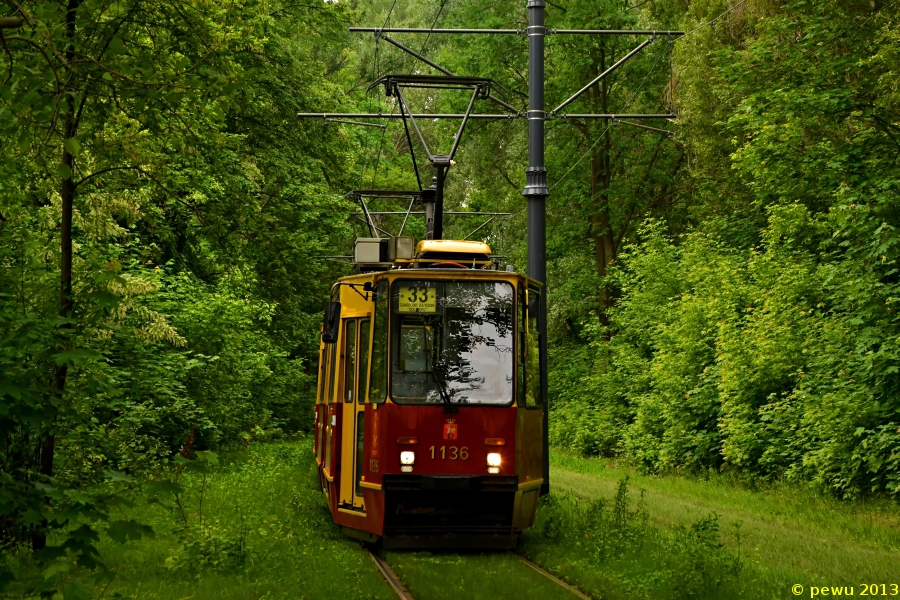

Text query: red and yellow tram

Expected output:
[314,238,546,549]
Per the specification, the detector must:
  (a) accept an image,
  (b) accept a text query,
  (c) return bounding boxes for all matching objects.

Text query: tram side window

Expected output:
[525,287,542,409]
[517,287,526,407]
[344,320,357,403]
[326,336,338,406]
[369,280,389,404]
[317,342,326,405]
[358,320,371,404]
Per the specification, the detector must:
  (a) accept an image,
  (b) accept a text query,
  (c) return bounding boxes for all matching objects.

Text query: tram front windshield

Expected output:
[391,280,514,406]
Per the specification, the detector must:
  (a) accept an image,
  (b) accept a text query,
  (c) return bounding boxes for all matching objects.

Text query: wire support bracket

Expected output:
[324,118,386,130]
[612,118,674,137]
[551,36,656,115]
[298,112,675,120]
[350,27,685,36]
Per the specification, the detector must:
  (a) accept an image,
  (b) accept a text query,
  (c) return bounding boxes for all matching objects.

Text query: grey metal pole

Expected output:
[434,163,447,240]
[523,0,551,496]
[424,178,437,240]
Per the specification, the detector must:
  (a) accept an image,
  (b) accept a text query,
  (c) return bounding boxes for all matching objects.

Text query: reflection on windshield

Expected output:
[391,281,514,406]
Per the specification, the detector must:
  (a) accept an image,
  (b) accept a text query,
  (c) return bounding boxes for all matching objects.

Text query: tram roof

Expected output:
[337,266,543,287]
[415,239,491,256]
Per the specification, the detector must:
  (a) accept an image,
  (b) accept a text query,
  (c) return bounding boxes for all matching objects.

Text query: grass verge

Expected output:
[6,441,897,599]
[520,478,760,600]
[544,449,900,595]
[94,439,394,600]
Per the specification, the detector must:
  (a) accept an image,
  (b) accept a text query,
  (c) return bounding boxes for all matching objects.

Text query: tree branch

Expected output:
[494,162,519,191]
[74,165,143,189]
[0,32,12,85]
[2,35,60,91]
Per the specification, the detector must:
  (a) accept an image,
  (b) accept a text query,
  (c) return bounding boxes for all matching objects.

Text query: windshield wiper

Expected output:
[421,326,457,413]
[432,360,458,413]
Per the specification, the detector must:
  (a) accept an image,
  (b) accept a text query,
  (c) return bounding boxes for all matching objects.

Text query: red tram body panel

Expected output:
[314,240,546,549]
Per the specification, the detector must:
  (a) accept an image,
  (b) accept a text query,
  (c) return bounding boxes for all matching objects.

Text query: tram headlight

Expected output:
[400,451,416,465]
[487,453,502,467]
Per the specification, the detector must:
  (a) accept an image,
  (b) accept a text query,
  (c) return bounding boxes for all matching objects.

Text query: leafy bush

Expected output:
[543,0,900,499]
[552,205,900,497]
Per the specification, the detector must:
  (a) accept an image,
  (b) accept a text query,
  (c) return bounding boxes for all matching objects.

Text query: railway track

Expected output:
[367,550,416,600]
[511,553,593,600]
[366,547,594,600]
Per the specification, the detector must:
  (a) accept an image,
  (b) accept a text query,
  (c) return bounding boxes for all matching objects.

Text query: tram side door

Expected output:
[339,317,370,510]
[353,319,370,509]
[518,286,545,482]
[323,334,338,481]
[315,343,324,466]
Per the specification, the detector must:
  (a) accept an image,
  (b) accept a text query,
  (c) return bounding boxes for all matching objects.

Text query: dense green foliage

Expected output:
[2,0,898,594]
[1,0,356,586]
[546,0,900,500]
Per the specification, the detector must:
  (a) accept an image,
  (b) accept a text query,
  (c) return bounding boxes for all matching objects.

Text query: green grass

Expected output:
[386,552,581,600]
[91,439,587,600]
[9,440,897,599]
[547,449,900,591]
[95,440,395,600]
[519,479,758,600]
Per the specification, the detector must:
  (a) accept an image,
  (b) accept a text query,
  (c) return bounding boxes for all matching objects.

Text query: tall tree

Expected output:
[1,0,353,566]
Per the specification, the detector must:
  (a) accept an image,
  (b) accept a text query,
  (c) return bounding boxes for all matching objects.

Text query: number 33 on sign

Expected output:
[429,446,469,460]
[397,284,437,313]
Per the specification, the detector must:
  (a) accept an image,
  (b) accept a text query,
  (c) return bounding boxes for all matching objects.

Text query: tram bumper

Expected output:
[381,475,519,549]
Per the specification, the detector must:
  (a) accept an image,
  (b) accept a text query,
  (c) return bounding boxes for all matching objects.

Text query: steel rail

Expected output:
[511,553,595,600]
[366,546,595,600]
[368,550,415,600]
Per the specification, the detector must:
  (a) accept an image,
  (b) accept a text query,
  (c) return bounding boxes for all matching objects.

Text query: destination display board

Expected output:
[397,284,437,313]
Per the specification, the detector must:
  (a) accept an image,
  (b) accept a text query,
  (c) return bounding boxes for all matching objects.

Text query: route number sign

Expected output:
[397,284,437,313]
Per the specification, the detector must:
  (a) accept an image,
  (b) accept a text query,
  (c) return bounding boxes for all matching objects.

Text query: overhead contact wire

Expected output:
[370,0,446,189]
[549,40,669,191]
[364,0,399,190]
[676,0,749,40]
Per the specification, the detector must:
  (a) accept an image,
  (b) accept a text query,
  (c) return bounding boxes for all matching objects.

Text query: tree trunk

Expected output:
[33,0,78,552]
[589,43,616,328]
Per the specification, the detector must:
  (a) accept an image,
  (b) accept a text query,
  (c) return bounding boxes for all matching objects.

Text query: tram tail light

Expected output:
[400,451,416,465]
[485,438,506,446]
[487,453,502,467]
